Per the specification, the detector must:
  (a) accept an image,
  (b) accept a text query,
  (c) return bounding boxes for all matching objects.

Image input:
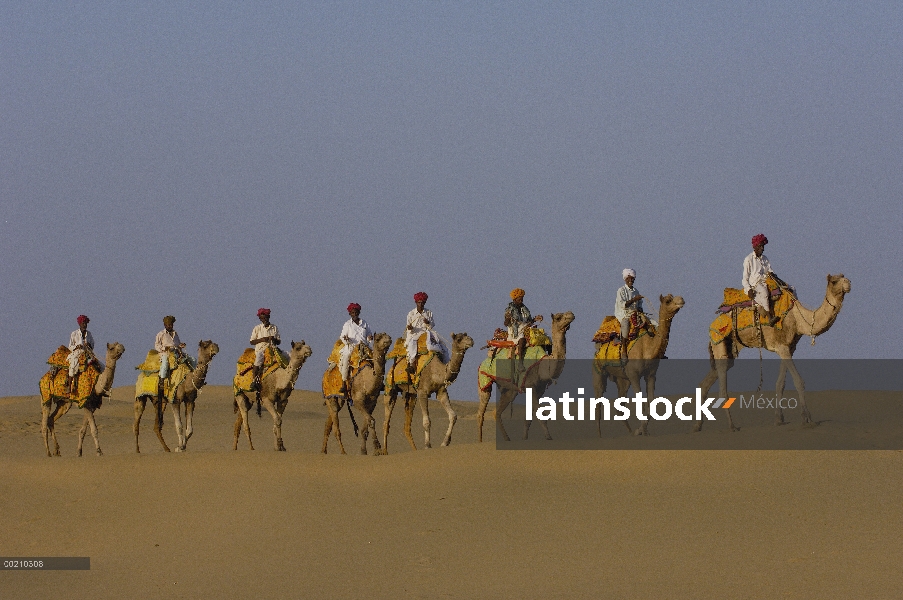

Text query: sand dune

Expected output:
[2,386,901,598]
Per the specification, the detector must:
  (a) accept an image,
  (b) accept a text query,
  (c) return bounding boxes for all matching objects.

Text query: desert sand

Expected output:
[2,385,902,598]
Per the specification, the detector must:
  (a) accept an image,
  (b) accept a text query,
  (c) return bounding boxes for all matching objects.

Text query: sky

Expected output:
[2,1,900,398]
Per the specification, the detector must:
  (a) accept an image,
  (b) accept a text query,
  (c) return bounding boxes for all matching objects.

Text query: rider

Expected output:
[615,269,652,366]
[743,234,779,326]
[250,308,280,390]
[339,303,374,394]
[505,288,543,372]
[66,315,103,394]
[155,315,186,398]
[405,292,448,374]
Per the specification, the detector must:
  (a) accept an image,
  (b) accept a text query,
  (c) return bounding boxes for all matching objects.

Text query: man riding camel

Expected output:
[339,303,374,395]
[743,234,780,326]
[505,288,543,372]
[66,314,104,395]
[250,308,280,391]
[615,269,654,366]
[155,315,186,399]
[405,292,448,375]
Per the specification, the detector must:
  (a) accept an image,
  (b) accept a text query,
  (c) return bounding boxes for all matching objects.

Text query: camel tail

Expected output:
[708,342,715,370]
[233,398,238,414]
[256,395,262,418]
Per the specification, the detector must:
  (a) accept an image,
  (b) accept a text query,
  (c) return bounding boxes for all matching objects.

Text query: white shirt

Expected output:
[615,285,643,322]
[341,318,373,347]
[155,329,181,354]
[68,329,94,352]
[742,252,772,292]
[251,323,280,354]
[406,308,434,340]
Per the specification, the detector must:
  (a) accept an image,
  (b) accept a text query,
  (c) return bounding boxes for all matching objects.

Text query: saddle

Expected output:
[233,346,289,395]
[591,314,655,345]
[39,346,102,408]
[322,341,374,397]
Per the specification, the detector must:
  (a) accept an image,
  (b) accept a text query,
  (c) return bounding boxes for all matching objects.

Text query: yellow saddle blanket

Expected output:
[710,288,795,345]
[39,347,101,408]
[134,350,193,400]
[233,346,288,395]
[322,341,374,397]
[384,334,446,391]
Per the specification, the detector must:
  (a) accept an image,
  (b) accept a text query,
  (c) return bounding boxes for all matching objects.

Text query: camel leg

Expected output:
[437,388,457,447]
[322,399,346,455]
[592,369,609,437]
[524,384,553,441]
[477,386,491,443]
[379,389,398,455]
[234,396,254,450]
[170,400,185,452]
[775,348,810,424]
[149,398,171,452]
[78,407,102,457]
[258,396,282,451]
[357,404,371,455]
[495,389,513,442]
[275,397,287,451]
[133,397,146,453]
[774,360,788,425]
[184,401,195,444]
[636,373,656,436]
[232,410,243,451]
[418,389,432,449]
[403,393,417,450]
[41,404,56,457]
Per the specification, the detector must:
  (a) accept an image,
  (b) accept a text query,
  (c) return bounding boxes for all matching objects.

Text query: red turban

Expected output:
[413,292,428,303]
[347,303,362,312]
[751,234,768,247]
[76,315,89,325]
[257,308,271,317]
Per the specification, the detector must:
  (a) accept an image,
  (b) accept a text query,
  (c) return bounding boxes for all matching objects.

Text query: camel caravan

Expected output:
[38,235,851,455]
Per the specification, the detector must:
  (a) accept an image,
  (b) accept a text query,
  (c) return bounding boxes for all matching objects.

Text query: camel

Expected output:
[40,342,125,457]
[233,341,312,451]
[476,312,575,442]
[133,340,219,453]
[696,274,851,431]
[593,295,685,436]
[322,333,393,455]
[379,332,474,454]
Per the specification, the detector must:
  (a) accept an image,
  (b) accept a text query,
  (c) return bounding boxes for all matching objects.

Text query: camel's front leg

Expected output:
[418,389,432,448]
[170,399,186,452]
[41,404,56,457]
[184,400,195,444]
[635,374,655,436]
[133,397,147,453]
[476,386,491,443]
[258,396,282,451]
[436,388,457,447]
[379,389,398,455]
[524,384,553,441]
[78,408,102,457]
[776,349,810,424]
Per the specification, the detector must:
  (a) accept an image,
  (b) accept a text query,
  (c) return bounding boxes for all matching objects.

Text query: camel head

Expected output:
[198,340,219,364]
[450,332,474,351]
[551,312,575,332]
[659,294,685,319]
[373,333,393,355]
[827,274,851,298]
[289,340,313,364]
[105,342,125,362]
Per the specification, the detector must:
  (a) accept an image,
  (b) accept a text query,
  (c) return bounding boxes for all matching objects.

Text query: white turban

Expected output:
[622,268,636,280]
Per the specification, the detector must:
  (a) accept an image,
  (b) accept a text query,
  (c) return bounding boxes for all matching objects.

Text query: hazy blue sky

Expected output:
[2,2,900,397]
